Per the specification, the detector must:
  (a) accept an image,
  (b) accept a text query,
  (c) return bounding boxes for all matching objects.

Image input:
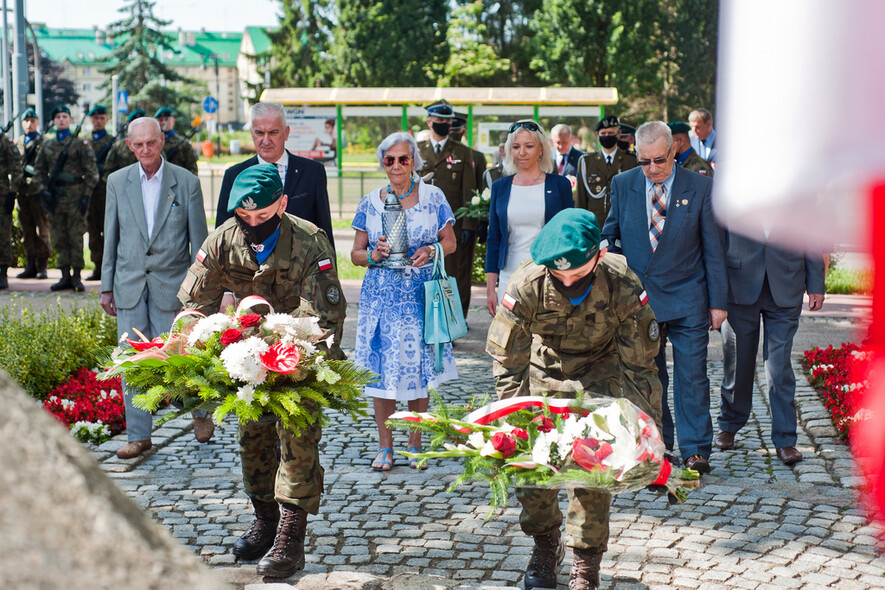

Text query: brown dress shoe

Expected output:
[714,430,735,450]
[684,454,711,474]
[193,416,215,443]
[776,446,803,465]
[116,440,152,459]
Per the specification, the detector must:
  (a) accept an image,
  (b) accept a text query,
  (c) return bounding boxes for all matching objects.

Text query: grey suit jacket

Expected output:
[102,159,208,311]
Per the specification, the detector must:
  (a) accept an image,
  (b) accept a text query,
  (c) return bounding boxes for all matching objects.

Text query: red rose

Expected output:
[532,416,555,433]
[220,328,243,346]
[511,428,529,440]
[239,313,262,328]
[260,342,302,374]
[490,432,517,458]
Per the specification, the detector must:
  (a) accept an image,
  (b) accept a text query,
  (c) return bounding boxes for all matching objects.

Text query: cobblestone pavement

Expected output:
[90,340,885,589]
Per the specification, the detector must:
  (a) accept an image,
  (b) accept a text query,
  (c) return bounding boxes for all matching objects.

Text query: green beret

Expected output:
[22,108,38,121]
[88,105,108,116]
[531,209,601,271]
[154,107,174,118]
[426,99,454,119]
[49,105,71,119]
[619,123,636,135]
[667,121,691,135]
[228,164,284,213]
[127,109,146,123]
[595,115,619,132]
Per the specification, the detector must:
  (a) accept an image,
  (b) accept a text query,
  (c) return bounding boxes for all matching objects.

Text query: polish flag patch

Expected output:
[502,293,517,310]
[639,290,648,305]
[318,258,333,271]
[196,249,207,263]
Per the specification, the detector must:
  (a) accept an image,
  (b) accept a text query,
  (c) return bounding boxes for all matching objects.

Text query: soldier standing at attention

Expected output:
[450,111,491,244]
[486,208,662,590]
[417,99,477,318]
[0,129,22,289]
[102,109,144,178]
[178,164,346,579]
[34,105,99,292]
[15,108,52,279]
[668,122,714,178]
[86,105,114,281]
[574,116,637,226]
[154,107,198,175]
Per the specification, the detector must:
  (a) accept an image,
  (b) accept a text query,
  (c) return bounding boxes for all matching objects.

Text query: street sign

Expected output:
[203,96,218,114]
[116,91,128,113]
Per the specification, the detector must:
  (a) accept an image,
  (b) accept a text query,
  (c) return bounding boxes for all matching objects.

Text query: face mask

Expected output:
[237,213,281,250]
[431,121,451,137]
[550,268,596,300]
[598,135,618,149]
[617,140,632,152]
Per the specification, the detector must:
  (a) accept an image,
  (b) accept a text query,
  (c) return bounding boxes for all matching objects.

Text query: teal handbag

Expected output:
[423,242,468,372]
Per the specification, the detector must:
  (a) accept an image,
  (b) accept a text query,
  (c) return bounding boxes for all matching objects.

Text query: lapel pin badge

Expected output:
[682,199,688,205]
[168,194,173,201]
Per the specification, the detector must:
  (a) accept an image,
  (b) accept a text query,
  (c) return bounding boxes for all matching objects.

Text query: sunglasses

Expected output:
[509,121,540,133]
[637,146,675,167]
[382,155,412,167]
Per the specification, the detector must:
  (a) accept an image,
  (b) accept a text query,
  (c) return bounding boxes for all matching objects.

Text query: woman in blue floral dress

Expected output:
[352,132,458,471]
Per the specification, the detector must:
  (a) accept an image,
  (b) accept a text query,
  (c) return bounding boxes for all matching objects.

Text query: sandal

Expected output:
[407,446,427,470]
[371,447,394,471]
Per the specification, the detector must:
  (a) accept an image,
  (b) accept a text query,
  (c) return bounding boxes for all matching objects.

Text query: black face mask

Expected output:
[237,213,281,250]
[431,121,451,137]
[617,140,632,152]
[598,135,618,149]
[550,269,596,300]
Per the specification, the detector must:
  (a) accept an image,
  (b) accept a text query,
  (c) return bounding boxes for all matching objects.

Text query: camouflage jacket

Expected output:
[486,253,662,427]
[16,134,43,194]
[163,133,198,176]
[102,138,137,178]
[0,136,22,196]
[178,213,346,358]
[89,131,116,183]
[680,150,714,178]
[34,133,99,198]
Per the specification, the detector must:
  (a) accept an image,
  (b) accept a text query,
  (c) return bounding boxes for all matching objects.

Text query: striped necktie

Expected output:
[649,183,666,251]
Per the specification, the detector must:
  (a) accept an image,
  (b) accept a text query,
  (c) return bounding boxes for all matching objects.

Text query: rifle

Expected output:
[41,112,89,213]
[165,117,204,161]
[94,121,129,178]
[22,121,54,178]
[0,108,22,138]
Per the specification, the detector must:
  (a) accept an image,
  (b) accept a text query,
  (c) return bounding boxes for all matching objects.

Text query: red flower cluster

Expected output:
[42,368,126,439]
[491,431,517,458]
[802,343,868,440]
[220,328,243,346]
[239,313,262,328]
[572,437,614,470]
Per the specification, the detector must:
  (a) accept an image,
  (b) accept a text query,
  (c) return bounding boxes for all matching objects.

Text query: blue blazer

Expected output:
[602,166,726,323]
[485,173,574,273]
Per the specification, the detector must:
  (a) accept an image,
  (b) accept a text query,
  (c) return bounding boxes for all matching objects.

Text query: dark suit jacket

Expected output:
[214,151,334,249]
[556,146,584,177]
[485,173,574,273]
[725,232,825,308]
[602,166,727,323]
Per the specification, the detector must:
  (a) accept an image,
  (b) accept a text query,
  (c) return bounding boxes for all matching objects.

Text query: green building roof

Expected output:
[244,26,272,56]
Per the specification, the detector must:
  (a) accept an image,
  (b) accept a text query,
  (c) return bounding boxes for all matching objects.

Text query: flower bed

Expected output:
[42,368,125,444]
[802,343,869,440]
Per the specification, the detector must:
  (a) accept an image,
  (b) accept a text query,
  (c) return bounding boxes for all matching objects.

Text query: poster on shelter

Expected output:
[477,123,513,155]
[284,106,338,166]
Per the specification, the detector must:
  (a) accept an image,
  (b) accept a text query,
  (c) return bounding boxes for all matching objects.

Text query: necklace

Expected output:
[387,177,416,200]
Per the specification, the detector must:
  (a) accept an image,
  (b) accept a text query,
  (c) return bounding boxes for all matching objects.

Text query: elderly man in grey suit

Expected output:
[716,230,825,465]
[100,117,211,459]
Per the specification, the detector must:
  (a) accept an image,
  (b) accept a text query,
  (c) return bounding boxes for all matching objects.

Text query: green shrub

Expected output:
[825,265,872,295]
[473,241,487,285]
[0,297,118,399]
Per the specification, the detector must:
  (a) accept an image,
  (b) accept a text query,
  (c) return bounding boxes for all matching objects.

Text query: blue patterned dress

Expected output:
[353,180,458,400]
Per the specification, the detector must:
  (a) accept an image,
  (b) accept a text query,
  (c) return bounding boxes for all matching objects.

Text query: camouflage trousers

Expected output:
[87,182,105,269]
[0,208,12,266]
[516,486,611,552]
[49,190,87,269]
[239,418,324,514]
[17,188,52,260]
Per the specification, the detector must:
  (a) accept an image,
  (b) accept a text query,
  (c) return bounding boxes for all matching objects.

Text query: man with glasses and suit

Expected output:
[602,121,727,476]
[575,116,637,226]
[551,124,584,177]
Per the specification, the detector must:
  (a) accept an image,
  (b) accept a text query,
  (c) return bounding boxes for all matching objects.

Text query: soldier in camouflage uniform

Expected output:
[15,108,52,279]
[0,131,22,288]
[417,99,477,317]
[486,209,662,590]
[102,109,144,179]
[34,105,99,292]
[668,121,714,178]
[178,164,346,579]
[86,105,115,281]
[155,107,198,175]
[575,116,637,227]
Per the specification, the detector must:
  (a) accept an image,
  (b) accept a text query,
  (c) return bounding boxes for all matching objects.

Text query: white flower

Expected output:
[471,196,481,206]
[481,188,491,202]
[467,431,486,449]
[220,336,270,384]
[264,313,324,343]
[237,384,255,403]
[188,313,237,346]
[118,331,129,343]
[532,431,554,464]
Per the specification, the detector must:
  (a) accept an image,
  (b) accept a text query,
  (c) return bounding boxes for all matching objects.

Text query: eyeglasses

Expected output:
[509,121,540,133]
[382,155,412,167]
[637,147,674,167]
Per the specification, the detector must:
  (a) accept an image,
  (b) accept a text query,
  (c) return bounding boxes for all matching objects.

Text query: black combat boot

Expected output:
[0,266,7,289]
[256,503,307,578]
[524,528,565,590]
[17,257,37,279]
[86,269,101,281]
[71,268,85,292]
[36,258,48,279]
[233,499,280,560]
[50,266,72,291]
[568,548,604,590]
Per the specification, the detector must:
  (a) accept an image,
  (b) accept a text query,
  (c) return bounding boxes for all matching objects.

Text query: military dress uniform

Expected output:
[574,149,637,226]
[15,129,52,277]
[162,132,199,175]
[0,136,22,287]
[87,127,115,279]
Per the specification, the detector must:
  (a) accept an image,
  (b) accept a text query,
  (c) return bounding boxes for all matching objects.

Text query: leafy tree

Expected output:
[1,45,79,121]
[265,0,335,88]
[334,0,449,87]
[441,1,510,86]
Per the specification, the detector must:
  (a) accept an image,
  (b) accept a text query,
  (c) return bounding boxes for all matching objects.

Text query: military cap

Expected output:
[22,108,38,120]
[126,109,146,123]
[451,113,467,131]
[667,121,691,135]
[531,209,601,271]
[88,105,108,116]
[619,123,636,135]
[228,163,284,212]
[154,106,174,118]
[425,99,454,119]
[595,115,620,132]
[49,104,71,119]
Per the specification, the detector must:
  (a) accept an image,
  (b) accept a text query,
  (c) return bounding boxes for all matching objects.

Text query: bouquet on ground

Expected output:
[454,187,491,220]
[390,393,699,514]
[98,296,374,433]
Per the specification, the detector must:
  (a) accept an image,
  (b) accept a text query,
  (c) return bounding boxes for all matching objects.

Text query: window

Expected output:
[83,66,90,75]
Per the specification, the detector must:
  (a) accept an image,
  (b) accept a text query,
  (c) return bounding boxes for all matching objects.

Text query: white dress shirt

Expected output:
[139,158,165,238]
[258,150,289,184]
[431,137,448,154]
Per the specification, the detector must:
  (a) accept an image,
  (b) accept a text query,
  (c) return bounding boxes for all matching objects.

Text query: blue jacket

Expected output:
[485,173,574,273]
